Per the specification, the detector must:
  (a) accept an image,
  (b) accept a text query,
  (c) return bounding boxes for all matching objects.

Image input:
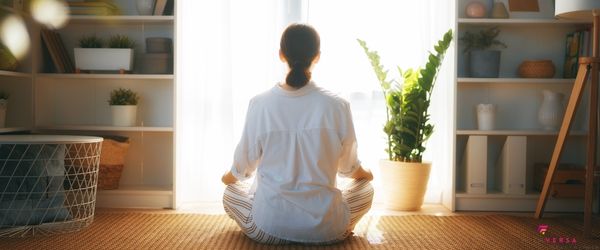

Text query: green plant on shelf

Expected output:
[459,26,506,53]
[108,88,139,105]
[108,35,136,49]
[78,35,104,48]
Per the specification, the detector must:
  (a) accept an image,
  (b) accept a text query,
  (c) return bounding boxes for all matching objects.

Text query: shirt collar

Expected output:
[272,81,317,97]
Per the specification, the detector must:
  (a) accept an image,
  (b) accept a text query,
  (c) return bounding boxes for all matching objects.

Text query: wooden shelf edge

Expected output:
[36,73,174,80]
[0,70,32,78]
[457,77,574,84]
[458,18,588,25]
[67,15,174,23]
[456,130,587,136]
[36,125,174,132]
[0,127,31,133]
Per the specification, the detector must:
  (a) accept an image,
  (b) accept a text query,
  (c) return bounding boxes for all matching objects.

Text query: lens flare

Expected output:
[0,15,30,60]
[30,0,70,29]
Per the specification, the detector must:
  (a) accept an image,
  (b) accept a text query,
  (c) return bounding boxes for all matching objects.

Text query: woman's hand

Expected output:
[350,166,373,181]
[221,171,238,185]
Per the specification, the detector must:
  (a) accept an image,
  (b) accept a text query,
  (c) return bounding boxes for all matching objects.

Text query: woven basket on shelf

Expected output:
[98,137,130,190]
[518,60,556,78]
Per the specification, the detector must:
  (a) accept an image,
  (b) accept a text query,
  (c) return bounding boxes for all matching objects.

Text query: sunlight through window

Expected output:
[0,15,30,60]
[30,0,70,29]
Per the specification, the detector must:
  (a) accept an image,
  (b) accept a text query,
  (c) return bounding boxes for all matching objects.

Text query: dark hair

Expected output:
[280,24,320,88]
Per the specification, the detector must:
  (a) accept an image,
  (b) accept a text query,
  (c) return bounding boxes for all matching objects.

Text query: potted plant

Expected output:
[108,88,140,127]
[460,26,507,78]
[0,91,8,128]
[358,30,452,211]
[74,34,136,73]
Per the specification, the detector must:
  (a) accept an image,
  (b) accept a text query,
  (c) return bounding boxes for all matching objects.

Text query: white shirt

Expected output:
[230,81,360,243]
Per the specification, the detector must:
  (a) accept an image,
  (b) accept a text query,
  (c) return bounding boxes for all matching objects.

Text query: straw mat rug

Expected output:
[1,211,599,249]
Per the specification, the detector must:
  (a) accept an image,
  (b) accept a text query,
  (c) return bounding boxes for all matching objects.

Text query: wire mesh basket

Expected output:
[0,135,102,237]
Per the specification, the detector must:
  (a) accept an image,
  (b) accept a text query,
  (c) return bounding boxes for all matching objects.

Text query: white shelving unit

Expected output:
[452,0,596,212]
[0,1,176,209]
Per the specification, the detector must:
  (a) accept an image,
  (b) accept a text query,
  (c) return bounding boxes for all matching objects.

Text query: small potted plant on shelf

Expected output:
[74,34,135,74]
[0,91,8,128]
[460,26,507,78]
[358,30,453,211]
[108,88,140,127]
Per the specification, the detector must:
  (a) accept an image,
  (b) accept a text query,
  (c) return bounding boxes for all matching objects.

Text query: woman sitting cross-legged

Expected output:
[221,23,374,245]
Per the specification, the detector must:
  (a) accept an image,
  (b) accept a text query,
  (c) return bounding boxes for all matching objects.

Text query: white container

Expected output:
[74,48,134,71]
[111,105,137,127]
[538,90,565,131]
[463,136,487,194]
[136,0,156,15]
[476,104,496,130]
[0,99,7,128]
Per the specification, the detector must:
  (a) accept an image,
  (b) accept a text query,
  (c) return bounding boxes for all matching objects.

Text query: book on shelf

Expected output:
[40,28,75,73]
[563,31,579,78]
[563,28,591,78]
[153,0,167,15]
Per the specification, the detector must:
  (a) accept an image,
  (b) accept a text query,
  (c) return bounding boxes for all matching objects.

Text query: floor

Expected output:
[101,202,581,219]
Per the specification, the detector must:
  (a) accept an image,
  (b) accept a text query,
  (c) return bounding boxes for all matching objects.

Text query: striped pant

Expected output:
[222,179,374,245]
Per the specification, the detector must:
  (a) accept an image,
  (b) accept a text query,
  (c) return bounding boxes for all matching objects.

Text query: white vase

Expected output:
[136,0,156,15]
[0,99,6,128]
[111,105,137,127]
[476,104,496,130]
[538,90,565,130]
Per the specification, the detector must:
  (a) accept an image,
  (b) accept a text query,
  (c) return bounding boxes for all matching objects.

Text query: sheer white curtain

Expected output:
[176,0,455,208]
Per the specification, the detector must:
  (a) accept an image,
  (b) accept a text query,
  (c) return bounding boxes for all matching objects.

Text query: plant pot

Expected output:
[110,105,137,127]
[0,99,6,128]
[74,48,134,71]
[379,159,431,211]
[469,50,501,78]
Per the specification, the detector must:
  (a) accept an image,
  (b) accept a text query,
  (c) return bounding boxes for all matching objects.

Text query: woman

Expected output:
[221,23,374,245]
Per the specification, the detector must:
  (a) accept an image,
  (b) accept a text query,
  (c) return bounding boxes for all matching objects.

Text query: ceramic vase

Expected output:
[136,0,156,15]
[491,2,509,18]
[465,1,487,18]
[477,104,496,130]
[469,50,501,77]
[538,90,565,130]
[111,105,137,126]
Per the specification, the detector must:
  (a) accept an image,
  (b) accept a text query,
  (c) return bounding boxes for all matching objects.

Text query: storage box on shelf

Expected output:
[453,0,596,212]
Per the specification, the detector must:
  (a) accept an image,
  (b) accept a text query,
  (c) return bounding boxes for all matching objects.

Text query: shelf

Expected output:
[36,73,174,80]
[457,78,574,85]
[456,130,587,136]
[36,125,173,132]
[456,191,543,199]
[96,185,173,208]
[455,191,584,212]
[0,5,29,17]
[0,70,32,78]
[458,18,589,25]
[67,15,174,24]
[0,127,31,133]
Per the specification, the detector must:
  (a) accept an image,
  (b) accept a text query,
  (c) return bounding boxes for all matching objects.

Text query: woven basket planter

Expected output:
[98,137,130,190]
[518,60,555,78]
